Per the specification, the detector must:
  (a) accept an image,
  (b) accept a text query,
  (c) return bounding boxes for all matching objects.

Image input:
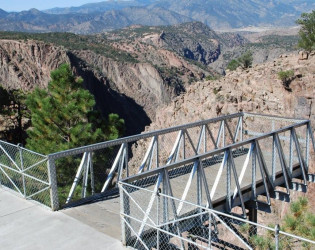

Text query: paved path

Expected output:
[0,188,125,250]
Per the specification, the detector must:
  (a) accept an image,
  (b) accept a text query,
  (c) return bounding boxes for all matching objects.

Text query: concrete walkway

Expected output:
[0,188,125,250]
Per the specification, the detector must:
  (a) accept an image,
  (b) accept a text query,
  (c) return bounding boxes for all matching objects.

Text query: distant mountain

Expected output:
[0,0,314,33]
[149,0,315,29]
[0,7,192,34]
[44,0,158,14]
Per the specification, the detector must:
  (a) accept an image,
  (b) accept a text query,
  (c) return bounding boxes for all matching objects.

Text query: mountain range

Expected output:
[0,0,314,33]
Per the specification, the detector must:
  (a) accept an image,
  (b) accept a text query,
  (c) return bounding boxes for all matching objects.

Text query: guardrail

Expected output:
[48,112,245,209]
[0,112,313,211]
[118,114,315,248]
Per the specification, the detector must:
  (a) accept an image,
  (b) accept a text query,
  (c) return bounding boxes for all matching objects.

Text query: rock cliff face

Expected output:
[0,40,69,90]
[0,39,209,135]
[148,53,315,130]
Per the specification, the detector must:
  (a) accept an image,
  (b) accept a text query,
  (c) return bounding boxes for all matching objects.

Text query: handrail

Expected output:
[121,119,309,183]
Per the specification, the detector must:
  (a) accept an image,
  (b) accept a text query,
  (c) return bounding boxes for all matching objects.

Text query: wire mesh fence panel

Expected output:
[120,181,315,250]
[0,140,50,206]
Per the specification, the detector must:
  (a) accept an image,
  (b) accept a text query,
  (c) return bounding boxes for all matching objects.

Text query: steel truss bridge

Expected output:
[0,112,315,249]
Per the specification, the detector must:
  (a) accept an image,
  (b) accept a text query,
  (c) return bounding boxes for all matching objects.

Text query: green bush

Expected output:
[238,50,253,69]
[226,51,253,71]
[278,70,294,90]
[226,59,240,71]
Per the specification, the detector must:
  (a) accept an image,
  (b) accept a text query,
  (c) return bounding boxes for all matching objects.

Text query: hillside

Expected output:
[0,1,313,33]
[0,28,217,135]
[148,52,315,130]
[0,20,302,133]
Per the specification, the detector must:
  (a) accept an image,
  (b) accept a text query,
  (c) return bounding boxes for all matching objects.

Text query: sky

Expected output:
[0,0,112,12]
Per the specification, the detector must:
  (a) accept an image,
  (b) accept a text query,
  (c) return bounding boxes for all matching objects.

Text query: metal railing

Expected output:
[0,140,50,207]
[119,181,315,249]
[0,112,313,211]
[47,112,246,209]
[119,114,315,249]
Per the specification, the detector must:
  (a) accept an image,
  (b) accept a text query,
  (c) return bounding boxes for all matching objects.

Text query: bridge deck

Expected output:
[62,151,294,240]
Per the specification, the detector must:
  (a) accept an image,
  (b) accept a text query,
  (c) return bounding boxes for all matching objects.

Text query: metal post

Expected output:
[272,135,277,181]
[226,150,231,212]
[89,153,95,195]
[275,224,280,250]
[208,212,212,248]
[157,188,160,250]
[197,160,202,206]
[305,124,310,170]
[248,208,257,237]
[252,142,256,200]
[289,130,293,175]
[18,144,26,198]
[119,183,130,246]
[47,157,59,211]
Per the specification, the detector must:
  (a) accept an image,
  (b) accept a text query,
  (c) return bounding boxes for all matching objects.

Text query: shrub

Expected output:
[278,70,294,90]
[226,51,253,71]
[226,59,240,71]
[238,50,253,69]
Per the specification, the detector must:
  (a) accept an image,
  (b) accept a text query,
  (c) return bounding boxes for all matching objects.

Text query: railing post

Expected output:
[18,144,26,198]
[275,224,280,250]
[248,207,257,237]
[157,188,160,250]
[119,183,130,246]
[47,156,59,211]
[305,123,310,170]
[208,211,212,248]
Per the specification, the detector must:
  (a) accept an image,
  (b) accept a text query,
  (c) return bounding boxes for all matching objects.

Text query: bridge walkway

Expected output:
[0,188,125,249]
[61,151,297,241]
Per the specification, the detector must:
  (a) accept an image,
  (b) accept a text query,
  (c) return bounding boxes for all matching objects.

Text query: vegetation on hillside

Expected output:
[226,50,253,71]
[239,197,315,249]
[278,69,294,90]
[0,31,138,63]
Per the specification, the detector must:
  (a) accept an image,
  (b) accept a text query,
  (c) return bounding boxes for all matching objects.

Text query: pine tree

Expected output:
[296,10,315,52]
[26,64,124,155]
[0,85,29,144]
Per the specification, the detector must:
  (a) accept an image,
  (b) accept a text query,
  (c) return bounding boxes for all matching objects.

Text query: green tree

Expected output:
[26,64,124,155]
[296,10,315,51]
[226,59,240,71]
[278,70,294,90]
[283,197,315,242]
[238,50,253,69]
[0,85,29,144]
[226,51,253,71]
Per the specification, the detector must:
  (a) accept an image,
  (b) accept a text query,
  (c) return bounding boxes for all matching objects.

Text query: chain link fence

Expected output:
[119,181,315,250]
[0,140,50,206]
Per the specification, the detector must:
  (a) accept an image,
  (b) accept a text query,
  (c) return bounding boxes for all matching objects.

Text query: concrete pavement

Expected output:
[0,188,125,250]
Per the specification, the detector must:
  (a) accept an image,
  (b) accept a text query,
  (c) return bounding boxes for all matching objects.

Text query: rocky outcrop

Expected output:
[149,53,315,130]
[73,50,173,121]
[0,39,209,135]
[0,40,69,90]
